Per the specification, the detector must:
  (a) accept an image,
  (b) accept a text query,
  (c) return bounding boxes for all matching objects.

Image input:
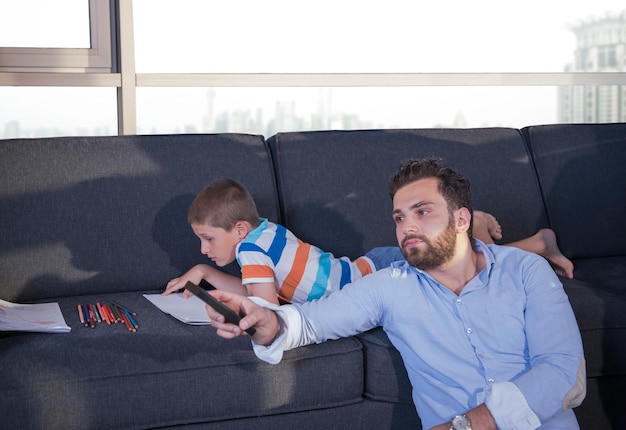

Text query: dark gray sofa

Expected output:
[1,124,624,429]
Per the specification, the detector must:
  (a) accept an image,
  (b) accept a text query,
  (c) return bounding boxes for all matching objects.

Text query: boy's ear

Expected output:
[234,221,249,238]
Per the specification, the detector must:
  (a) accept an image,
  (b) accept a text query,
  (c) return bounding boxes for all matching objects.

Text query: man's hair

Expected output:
[188,178,260,231]
[387,157,474,237]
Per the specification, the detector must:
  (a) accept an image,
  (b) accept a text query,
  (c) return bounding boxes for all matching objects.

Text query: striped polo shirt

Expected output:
[236,218,375,304]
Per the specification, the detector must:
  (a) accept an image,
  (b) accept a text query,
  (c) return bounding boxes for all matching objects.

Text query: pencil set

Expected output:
[77,302,139,332]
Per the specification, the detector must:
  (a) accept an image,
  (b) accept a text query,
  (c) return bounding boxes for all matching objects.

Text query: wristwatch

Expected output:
[450,414,472,430]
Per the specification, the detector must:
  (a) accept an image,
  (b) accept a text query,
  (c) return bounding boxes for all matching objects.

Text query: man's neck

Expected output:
[425,239,484,295]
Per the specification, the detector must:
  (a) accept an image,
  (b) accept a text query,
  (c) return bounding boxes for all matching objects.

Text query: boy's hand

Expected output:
[163,276,190,297]
[162,265,207,296]
[206,290,279,345]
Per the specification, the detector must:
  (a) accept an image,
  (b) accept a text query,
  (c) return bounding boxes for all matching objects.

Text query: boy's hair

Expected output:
[387,157,474,237]
[188,178,260,231]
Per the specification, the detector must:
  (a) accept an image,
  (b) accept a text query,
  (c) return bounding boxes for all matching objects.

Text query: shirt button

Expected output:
[466,327,472,334]
[456,299,462,305]
[488,378,495,383]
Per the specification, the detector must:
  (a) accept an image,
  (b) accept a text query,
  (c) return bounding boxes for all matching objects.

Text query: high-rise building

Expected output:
[559,11,626,123]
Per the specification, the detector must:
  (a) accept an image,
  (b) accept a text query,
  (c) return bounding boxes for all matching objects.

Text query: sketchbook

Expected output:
[0,299,71,333]
[143,293,211,325]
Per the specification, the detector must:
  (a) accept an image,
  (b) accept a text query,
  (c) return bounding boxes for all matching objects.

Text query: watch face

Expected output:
[452,414,470,429]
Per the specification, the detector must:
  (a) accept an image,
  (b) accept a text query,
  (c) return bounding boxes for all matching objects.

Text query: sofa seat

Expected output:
[357,328,421,427]
[559,276,626,428]
[0,291,367,429]
[570,256,626,296]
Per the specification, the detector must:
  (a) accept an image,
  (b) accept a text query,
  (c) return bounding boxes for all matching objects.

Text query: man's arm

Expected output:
[207,275,386,364]
[486,256,586,428]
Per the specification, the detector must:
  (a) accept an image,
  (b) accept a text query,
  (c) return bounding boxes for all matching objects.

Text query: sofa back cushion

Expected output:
[523,123,626,259]
[0,134,279,301]
[268,128,547,259]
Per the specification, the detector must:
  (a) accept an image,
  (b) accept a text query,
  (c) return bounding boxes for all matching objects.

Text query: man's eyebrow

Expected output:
[392,201,433,214]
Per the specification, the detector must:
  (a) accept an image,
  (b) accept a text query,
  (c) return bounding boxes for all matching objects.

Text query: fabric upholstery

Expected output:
[522,123,626,259]
[268,128,547,260]
[0,134,280,302]
[0,291,366,429]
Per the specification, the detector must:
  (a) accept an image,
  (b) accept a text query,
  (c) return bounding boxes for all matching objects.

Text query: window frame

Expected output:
[0,0,114,72]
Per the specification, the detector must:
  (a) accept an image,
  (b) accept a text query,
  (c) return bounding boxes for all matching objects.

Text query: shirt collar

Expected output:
[390,237,496,282]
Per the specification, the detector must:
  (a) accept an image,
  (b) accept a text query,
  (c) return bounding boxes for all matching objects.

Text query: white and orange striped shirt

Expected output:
[236,218,375,304]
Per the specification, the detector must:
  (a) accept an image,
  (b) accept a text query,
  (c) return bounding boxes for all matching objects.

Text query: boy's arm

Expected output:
[162,264,247,296]
[246,282,280,305]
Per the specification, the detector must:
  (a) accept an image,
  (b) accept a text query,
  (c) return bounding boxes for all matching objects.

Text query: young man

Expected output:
[205,158,586,430]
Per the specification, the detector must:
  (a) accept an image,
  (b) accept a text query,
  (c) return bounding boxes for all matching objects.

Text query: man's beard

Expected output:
[401,218,457,270]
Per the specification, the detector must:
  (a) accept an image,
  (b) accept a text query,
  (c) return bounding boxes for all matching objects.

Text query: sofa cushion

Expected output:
[561,276,626,428]
[0,134,280,302]
[357,328,414,405]
[0,291,366,429]
[522,123,626,259]
[571,256,626,297]
[268,128,547,260]
[562,277,626,378]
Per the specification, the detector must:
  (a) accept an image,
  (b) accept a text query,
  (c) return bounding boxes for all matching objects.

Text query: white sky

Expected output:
[132,0,625,73]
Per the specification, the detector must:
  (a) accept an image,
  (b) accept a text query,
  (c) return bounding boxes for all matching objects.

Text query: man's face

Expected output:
[190,223,239,267]
[392,178,458,270]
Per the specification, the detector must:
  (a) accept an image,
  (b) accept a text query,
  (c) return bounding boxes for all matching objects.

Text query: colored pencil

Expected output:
[124,310,139,329]
[97,302,110,325]
[78,304,86,326]
[111,304,122,322]
[121,312,135,332]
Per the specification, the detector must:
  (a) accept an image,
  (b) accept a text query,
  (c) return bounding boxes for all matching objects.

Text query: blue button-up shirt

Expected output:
[253,240,586,429]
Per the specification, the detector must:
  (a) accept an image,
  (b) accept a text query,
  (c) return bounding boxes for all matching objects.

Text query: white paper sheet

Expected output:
[143,293,211,325]
[0,299,71,333]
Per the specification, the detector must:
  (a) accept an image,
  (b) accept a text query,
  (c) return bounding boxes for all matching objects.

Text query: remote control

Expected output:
[184,281,256,336]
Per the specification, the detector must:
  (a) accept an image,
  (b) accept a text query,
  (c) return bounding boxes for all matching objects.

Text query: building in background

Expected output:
[559,11,626,123]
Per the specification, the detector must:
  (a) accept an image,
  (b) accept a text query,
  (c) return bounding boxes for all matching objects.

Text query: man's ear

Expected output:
[456,208,472,233]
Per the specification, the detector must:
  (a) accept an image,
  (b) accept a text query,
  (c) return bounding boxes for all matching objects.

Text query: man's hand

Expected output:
[206,290,280,345]
[430,404,497,430]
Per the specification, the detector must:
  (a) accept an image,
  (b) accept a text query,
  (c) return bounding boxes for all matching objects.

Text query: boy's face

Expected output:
[191,223,240,267]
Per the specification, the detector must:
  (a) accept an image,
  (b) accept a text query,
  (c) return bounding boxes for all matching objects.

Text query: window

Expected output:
[1,0,625,138]
[136,86,562,136]
[0,0,113,72]
[132,0,594,73]
[0,0,89,48]
[0,86,117,138]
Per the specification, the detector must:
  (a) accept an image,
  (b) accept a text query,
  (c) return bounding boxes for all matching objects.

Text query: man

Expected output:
[206,157,586,429]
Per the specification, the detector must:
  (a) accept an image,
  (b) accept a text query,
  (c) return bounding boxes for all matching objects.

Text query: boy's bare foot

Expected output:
[473,211,503,243]
[533,229,575,279]
[508,228,574,279]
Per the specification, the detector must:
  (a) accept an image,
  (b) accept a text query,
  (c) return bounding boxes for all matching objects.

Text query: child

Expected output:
[163,178,573,305]
[162,178,400,305]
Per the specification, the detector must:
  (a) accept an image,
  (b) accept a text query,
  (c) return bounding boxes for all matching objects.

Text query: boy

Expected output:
[162,178,399,305]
